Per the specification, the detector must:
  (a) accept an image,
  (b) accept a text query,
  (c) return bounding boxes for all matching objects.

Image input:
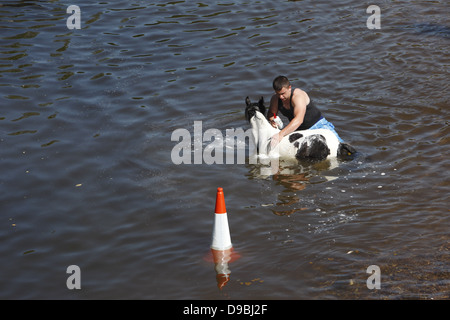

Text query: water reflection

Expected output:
[246,157,342,216]
[1,0,448,300]
[0,2,39,8]
[205,248,240,290]
[211,248,231,289]
[270,171,308,216]
[412,23,450,39]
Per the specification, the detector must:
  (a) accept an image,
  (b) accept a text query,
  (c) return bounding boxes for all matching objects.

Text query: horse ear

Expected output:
[258,96,266,115]
[245,96,251,107]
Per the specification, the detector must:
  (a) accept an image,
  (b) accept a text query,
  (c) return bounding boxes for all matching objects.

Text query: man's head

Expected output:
[273,75,291,101]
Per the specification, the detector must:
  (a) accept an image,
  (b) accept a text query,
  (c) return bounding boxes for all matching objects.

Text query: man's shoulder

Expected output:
[292,88,309,105]
[293,87,308,96]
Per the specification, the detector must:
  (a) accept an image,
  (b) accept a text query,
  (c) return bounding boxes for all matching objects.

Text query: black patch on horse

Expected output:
[295,134,330,162]
[289,133,303,143]
[337,142,357,160]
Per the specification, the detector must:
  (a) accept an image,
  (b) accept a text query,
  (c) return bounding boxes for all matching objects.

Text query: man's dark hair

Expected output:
[273,75,290,91]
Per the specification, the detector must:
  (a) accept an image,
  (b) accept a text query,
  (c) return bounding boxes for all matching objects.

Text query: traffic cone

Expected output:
[208,187,241,289]
[211,187,232,251]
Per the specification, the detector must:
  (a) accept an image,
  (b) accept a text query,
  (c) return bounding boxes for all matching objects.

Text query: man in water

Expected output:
[268,75,343,148]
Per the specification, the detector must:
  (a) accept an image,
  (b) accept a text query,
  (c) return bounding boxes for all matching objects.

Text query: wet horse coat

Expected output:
[245,97,356,162]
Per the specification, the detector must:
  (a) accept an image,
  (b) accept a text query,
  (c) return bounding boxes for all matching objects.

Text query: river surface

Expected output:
[0,0,448,299]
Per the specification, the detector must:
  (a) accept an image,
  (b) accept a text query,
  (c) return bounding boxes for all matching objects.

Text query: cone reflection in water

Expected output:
[211,248,232,289]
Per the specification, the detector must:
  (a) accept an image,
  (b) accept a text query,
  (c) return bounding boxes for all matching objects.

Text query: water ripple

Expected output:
[0,0,448,300]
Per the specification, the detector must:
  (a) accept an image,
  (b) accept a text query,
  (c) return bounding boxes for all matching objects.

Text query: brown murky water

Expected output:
[0,0,448,299]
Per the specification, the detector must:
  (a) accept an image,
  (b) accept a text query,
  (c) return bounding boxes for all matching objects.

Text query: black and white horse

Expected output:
[245,96,356,163]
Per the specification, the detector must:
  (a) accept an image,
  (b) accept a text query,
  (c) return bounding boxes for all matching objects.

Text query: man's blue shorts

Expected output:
[309,117,344,142]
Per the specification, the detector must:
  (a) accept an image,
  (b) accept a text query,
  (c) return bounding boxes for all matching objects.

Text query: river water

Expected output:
[0,0,448,300]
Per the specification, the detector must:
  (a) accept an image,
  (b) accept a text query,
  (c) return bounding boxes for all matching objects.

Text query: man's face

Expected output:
[276,85,291,101]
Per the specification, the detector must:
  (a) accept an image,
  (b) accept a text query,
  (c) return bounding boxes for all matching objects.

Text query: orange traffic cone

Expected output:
[211,187,232,251]
[209,187,240,289]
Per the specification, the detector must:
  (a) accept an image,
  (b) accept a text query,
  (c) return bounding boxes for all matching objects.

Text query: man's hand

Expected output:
[268,116,278,128]
[270,132,282,151]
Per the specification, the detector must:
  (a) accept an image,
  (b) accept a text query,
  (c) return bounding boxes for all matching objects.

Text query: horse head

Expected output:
[245,96,266,122]
[245,96,280,156]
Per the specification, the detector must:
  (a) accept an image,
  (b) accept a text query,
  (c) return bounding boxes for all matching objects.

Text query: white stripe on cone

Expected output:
[211,212,232,250]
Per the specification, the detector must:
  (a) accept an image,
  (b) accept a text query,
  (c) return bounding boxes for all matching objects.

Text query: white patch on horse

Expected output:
[245,97,344,162]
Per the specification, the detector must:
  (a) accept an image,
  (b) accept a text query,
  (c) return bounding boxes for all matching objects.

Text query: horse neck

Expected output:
[258,123,278,141]
[258,114,278,137]
[251,113,279,154]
